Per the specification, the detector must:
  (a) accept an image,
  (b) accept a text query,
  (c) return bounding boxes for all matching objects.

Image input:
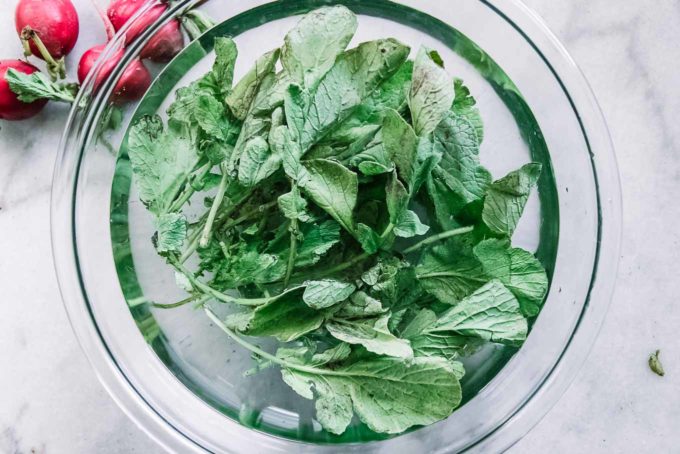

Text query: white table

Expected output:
[1,1,678,452]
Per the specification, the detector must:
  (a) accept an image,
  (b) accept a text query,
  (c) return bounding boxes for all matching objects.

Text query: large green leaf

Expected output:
[473,238,548,317]
[427,280,527,346]
[326,314,413,358]
[416,238,486,304]
[300,39,410,151]
[229,289,324,342]
[226,48,280,120]
[281,5,357,90]
[427,111,491,227]
[303,279,356,309]
[280,354,462,434]
[482,163,542,236]
[127,115,200,215]
[302,159,358,233]
[409,48,455,136]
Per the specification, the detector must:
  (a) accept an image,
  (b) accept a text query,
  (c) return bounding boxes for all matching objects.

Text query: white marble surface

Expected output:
[1,0,679,452]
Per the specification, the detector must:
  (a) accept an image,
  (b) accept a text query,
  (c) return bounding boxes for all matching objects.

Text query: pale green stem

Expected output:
[284,218,298,288]
[152,294,211,309]
[171,258,270,306]
[169,162,212,213]
[21,27,65,80]
[199,164,229,248]
[204,307,360,377]
[402,226,474,254]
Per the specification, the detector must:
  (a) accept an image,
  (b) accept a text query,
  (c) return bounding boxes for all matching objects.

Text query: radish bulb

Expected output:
[15,0,79,80]
[78,44,151,104]
[0,60,47,120]
[107,0,184,62]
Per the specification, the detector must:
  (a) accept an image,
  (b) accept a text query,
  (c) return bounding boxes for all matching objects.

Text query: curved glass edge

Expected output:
[51,1,207,452]
[49,0,622,452]
[109,0,560,445]
[464,1,622,452]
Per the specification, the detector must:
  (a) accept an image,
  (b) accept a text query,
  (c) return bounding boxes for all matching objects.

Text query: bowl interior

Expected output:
[65,1,607,451]
[112,1,558,443]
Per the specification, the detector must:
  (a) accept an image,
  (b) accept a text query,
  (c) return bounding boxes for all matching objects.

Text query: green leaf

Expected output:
[473,238,548,317]
[326,314,413,358]
[411,136,440,192]
[238,136,281,186]
[356,223,381,254]
[228,72,277,173]
[336,291,385,318]
[281,5,357,90]
[452,78,484,142]
[482,163,542,236]
[649,350,665,377]
[302,159,357,233]
[383,109,418,188]
[127,115,200,215]
[294,220,342,267]
[277,85,309,181]
[427,112,491,227]
[154,213,186,254]
[409,47,456,135]
[394,210,429,238]
[302,279,356,309]
[194,94,238,142]
[198,37,238,98]
[386,171,409,224]
[232,289,324,342]
[321,59,413,167]
[426,280,528,346]
[5,68,77,103]
[213,248,282,288]
[278,187,311,222]
[416,239,486,304]
[411,334,481,361]
[226,48,280,120]
[280,355,462,434]
[300,39,410,151]
[350,132,394,176]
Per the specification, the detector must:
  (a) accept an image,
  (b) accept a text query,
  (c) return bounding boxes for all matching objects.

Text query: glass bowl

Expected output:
[51,0,622,452]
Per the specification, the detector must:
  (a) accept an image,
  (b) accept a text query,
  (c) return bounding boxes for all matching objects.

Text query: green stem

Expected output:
[21,27,65,80]
[171,258,271,306]
[180,199,275,263]
[314,252,371,278]
[180,226,204,263]
[299,223,395,280]
[204,307,359,377]
[199,164,229,248]
[380,223,395,241]
[169,162,212,213]
[402,226,474,254]
[416,271,487,282]
[284,218,298,288]
[221,200,277,230]
[151,294,210,309]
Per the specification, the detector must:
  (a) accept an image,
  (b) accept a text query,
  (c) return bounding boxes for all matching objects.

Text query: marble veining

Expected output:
[1,0,679,452]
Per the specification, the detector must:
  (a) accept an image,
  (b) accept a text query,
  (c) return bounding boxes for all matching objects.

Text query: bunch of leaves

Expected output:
[126,6,549,437]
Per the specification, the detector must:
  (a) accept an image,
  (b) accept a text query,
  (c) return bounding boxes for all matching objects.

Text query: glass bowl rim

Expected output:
[50,0,622,452]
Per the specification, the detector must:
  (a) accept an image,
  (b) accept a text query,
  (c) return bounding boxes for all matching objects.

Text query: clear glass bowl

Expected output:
[51,1,622,452]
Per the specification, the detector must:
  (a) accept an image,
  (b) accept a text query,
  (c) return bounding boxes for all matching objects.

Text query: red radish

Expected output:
[15,0,79,60]
[112,59,152,103]
[78,45,151,104]
[0,60,47,120]
[107,0,184,62]
[140,19,184,63]
[77,45,123,88]
[106,0,150,31]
